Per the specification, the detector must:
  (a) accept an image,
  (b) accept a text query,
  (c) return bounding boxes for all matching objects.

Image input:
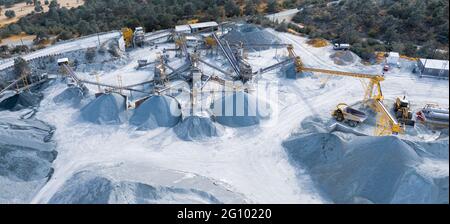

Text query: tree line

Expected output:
[1,0,55,18]
[292,0,449,60]
[1,0,293,41]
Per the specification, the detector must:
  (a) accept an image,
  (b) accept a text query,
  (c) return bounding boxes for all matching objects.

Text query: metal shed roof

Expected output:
[175,25,191,32]
[419,59,449,70]
[57,58,69,63]
[189,22,218,29]
[389,52,400,58]
[185,36,199,41]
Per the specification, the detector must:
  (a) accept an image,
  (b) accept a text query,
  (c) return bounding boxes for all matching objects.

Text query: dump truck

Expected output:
[394,96,415,126]
[416,104,449,129]
[332,103,368,127]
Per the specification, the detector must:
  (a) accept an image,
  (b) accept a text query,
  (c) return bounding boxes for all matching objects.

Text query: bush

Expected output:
[57,30,73,41]
[85,48,96,63]
[288,0,449,59]
[351,43,375,61]
[275,22,288,32]
[4,10,15,18]
[403,43,417,57]
[14,57,31,78]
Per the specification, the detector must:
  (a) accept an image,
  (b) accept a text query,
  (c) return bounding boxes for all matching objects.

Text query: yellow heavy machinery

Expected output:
[16,75,29,92]
[394,96,415,126]
[174,34,188,59]
[187,19,199,24]
[287,44,403,136]
[204,36,217,48]
[121,27,134,48]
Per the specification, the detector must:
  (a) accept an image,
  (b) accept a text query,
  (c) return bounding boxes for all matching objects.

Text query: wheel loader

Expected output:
[394,96,415,126]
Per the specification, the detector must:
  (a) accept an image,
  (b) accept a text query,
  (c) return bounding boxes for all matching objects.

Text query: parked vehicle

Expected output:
[394,96,415,126]
[333,43,350,51]
[416,103,449,128]
[133,27,145,47]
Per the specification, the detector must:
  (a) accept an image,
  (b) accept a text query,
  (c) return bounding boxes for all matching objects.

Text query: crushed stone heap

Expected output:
[0,112,56,203]
[130,95,182,130]
[223,24,282,51]
[53,86,88,107]
[80,93,127,125]
[283,133,449,204]
[174,115,224,141]
[0,91,43,111]
[211,91,271,127]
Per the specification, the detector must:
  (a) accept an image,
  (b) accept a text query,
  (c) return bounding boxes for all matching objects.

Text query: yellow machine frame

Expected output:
[187,19,199,24]
[121,27,134,48]
[287,44,402,136]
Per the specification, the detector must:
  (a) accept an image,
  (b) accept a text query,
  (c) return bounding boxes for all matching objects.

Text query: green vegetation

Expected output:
[2,0,446,61]
[293,0,449,60]
[33,0,42,12]
[4,9,15,18]
[14,56,31,78]
[0,0,27,7]
[0,0,290,42]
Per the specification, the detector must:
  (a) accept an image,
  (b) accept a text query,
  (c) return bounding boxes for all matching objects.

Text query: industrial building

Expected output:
[417,58,449,79]
[189,21,219,33]
[386,52,400,66]
[175,21,219,34]
[175,25,191,34]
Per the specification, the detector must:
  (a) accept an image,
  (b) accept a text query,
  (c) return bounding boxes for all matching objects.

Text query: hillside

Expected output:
[1,0,448,61]
[0,0,295,40]
[0,0,301,58]
[0,0,84,28]
[293,0,449,60]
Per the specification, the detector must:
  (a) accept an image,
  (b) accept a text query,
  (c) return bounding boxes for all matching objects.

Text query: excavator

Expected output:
[286,45,403,136]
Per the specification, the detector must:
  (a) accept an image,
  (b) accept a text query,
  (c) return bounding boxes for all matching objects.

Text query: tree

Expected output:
[275,21,288,32]
[3,0,14,8]
[58,30,73,40]
[267,0,278,14]
[403,43,417,57]
[14,57,31,78]
[384,25,399,43]
[183,2,195,16]
[77,20,93,35]
[34,30,49,44]
[34,1,43,12]
[49,0,58,8]
[85,48,96,62]
[339,25,359,44]
[4,10,15,18]
[244,0,257,15]
[205,4,220,21]
[224,0,240,17]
